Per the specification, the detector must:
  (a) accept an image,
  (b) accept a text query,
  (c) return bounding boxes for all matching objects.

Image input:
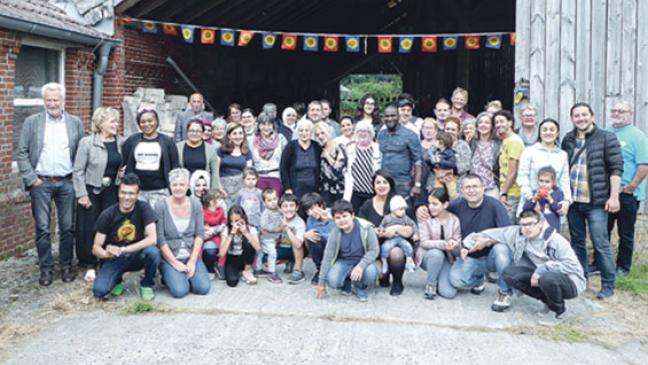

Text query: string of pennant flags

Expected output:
[120,17,515,54]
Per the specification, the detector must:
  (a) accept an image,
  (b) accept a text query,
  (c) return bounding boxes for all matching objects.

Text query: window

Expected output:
[12,42,64,153]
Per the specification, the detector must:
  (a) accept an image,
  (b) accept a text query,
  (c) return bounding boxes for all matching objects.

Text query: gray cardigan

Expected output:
[73,133,124,197]
[15,111,84,188]
[176,141,222,190]
[154,196,205,259]
[318,218,379,287]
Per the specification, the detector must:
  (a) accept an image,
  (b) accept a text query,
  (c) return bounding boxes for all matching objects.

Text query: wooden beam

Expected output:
[514,0,531,87]
[590,0,607,122]
[544,0,560,120]
[155,0,201,20]
[182,0,227,23]
[231,0,285,27]
[115,0,142,13]
[559,0,576,129]
[196,0,249,26]
[133,0,169,18]
[529,0,546,119]
[575,0,592,103]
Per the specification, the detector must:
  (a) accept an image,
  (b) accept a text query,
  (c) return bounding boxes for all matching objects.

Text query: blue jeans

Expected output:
[449,243,513,294]
[608,192,640,272]
[420,249,457,298]
[325,262,378,291]
[29,179,75,272]
[380,236,413,258]
[568,203,616,288]
[160,259,210,298]
[93,246,161,298]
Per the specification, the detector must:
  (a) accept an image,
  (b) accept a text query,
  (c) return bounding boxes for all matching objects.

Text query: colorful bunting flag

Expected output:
[442,36,458,50]
[162,23,177,36]
[262,32,276,49]
[118,16,133,27]
[485,35,501,49]
[399,36,414,53]
[345,36,360,53]
[465,35,480,50]
[421,36,437,53]
[510,32,516,46]
[181,26,194,43]
[323,36,339,52]
[220,29,235,46]
[238,31,255,47]
[303,34,319,52]
[200,28,215,44]
[282,33,297,50]
[378,36,392,53]
[142,21,157,33]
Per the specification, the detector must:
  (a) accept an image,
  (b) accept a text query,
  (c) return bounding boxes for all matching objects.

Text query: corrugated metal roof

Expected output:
[0,0,110,39]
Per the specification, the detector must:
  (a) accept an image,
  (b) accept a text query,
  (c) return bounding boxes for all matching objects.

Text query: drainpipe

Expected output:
[92,42,114,111]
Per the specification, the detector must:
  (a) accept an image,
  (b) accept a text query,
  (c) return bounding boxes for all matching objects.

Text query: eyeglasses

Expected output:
[611,109,630,114]
[188,129,203,134]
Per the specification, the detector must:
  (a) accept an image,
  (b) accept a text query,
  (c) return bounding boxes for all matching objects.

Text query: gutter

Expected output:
[0,14,121,111]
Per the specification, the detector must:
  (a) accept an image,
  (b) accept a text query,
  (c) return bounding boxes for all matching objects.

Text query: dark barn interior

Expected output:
[118,0,516,117]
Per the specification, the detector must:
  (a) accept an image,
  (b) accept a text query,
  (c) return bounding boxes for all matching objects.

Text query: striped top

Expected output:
[352,146,375,194]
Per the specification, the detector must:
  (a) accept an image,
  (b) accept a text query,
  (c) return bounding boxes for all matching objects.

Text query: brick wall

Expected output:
[0,28,33,258]
[64,47,95,131]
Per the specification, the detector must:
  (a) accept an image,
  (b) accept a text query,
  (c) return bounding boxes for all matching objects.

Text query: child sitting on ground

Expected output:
[236,167,264,229]
[257,189,283,283]
[378,195,418,273]
[429,131,458,200]
[202,189,227,280]
[522,166,565,231]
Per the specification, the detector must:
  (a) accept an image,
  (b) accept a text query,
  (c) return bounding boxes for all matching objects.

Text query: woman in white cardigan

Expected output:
[343,120,382,213]
[516,118,572,217]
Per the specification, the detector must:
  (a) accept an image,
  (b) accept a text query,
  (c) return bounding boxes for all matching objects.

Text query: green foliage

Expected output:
[616,262,648,297]
[128,300,156,314]
[340,74,402,117]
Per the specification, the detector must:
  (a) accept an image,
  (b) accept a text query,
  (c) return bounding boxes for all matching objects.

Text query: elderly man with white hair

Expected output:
[16,82,85,286]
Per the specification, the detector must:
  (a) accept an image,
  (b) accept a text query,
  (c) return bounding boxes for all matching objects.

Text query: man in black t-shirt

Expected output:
[92,174,160,300]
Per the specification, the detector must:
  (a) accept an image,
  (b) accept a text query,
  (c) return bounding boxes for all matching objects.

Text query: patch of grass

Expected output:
[541,324,589,343]
[616,263,648,297]
[127,300,157,314]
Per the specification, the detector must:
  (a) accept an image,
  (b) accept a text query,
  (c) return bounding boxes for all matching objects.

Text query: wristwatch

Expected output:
[500,192,508,197]
[120,246,126,255]
[414,182,421,188]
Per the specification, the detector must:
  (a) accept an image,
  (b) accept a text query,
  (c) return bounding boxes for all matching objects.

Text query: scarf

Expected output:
[253,133,279,160]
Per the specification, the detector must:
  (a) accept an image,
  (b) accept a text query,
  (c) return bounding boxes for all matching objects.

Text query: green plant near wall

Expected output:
[340,74,402,117]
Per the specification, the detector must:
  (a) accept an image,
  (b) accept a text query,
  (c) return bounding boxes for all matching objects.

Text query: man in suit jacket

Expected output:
[15,82,84,286]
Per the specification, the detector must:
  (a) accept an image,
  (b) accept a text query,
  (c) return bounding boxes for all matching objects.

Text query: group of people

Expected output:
[16,82,647,324]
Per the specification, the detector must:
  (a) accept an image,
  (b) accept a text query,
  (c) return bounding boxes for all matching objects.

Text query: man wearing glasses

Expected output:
[463,209,585,325]
[606,100,648,276]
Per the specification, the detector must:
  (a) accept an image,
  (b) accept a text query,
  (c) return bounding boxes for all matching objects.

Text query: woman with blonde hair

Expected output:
[73,106,124,282]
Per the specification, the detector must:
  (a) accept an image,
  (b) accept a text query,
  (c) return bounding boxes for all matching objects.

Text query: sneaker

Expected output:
[241,269,257,285]
[284,261,295,274]
[267,273,283,284]
[287,270,305,284]
[405,261,416,272]
[354,286,368,302]
[389,281,404,296]
[596,286,614,300]
[140,287,155,301]
[588,263,600,276]
[470,283,486,295]
[381,259,389,274]
[38,271,53,287]
[538,310,570,326]
[311,271,320,285]
[424,284,437,300]
[254,269,271,277]
[616,268,629,277]
[208,273,216,281]
[486,271,498,283]
[84,269,96,283]
[491,292,512,312]
[215,264,226,281]
[111,283,124,297]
